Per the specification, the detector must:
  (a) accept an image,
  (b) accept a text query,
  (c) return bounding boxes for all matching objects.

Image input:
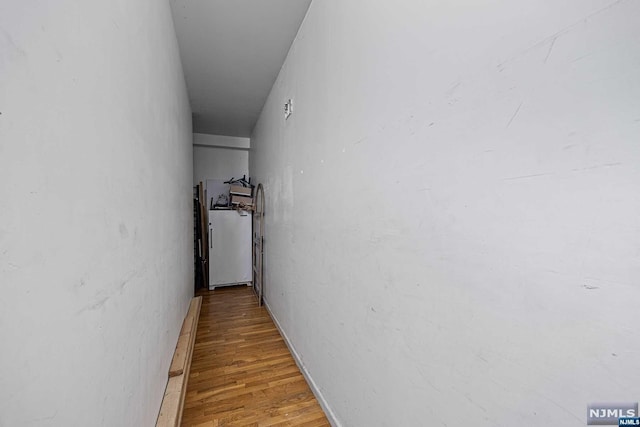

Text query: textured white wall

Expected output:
[193,133,250,149]
[0,1,193,426]
[193,134,250,185]
[193,145,248,184]
[250,1,640,426]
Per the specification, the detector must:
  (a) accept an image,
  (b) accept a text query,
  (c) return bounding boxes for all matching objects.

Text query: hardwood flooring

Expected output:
[181,286,330,427]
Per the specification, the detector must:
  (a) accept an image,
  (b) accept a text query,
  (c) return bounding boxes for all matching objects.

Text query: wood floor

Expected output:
[181,286,330,427]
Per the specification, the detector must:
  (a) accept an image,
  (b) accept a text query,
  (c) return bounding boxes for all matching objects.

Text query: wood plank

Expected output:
[178,296,201,424]
[169,336,189,377]
[157,375,183,426]
[157,296,202,427]
[181,316,194,336]
[199,182,209,287]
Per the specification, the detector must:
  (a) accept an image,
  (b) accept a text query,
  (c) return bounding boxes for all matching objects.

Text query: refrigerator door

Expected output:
[209,210,252,289]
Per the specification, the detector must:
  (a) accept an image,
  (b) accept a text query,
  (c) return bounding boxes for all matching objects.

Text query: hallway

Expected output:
[181,286,329,427]
[3,1,640,425]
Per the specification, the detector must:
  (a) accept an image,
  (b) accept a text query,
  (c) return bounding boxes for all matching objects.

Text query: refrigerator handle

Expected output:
[209,227,213,249]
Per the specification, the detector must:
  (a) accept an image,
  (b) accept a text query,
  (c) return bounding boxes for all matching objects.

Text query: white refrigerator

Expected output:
[208,209,252,290]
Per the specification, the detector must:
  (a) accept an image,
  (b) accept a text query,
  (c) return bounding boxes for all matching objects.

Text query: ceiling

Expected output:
[170,0,312,137]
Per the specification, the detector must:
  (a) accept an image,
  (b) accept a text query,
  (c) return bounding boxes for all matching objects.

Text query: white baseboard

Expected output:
[263,297,342,427]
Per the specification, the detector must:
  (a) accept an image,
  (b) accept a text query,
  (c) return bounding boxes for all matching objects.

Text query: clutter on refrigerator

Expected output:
[206,176,254,211]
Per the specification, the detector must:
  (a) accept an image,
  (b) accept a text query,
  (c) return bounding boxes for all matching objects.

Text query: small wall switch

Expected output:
[284,99,293,119]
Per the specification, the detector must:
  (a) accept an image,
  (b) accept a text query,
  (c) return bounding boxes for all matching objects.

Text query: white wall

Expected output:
[193,133,249,185]
[193,133,250,149]
[0,2,193,426]
[250,1,640,426]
